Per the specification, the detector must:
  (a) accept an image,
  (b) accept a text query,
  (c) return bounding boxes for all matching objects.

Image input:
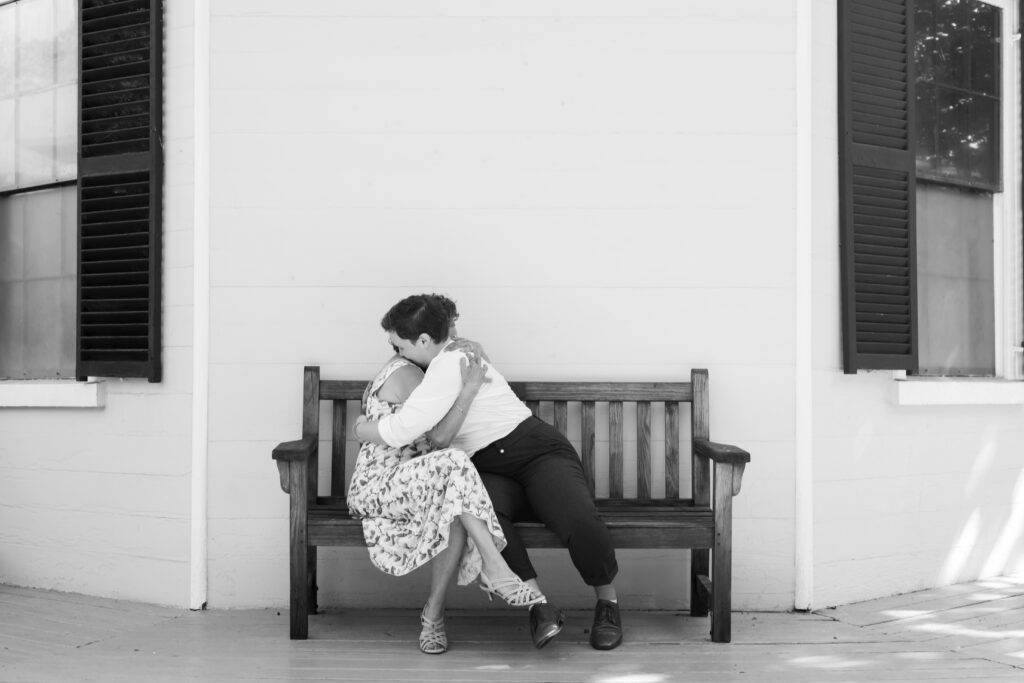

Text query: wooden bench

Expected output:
[272,366,750,642]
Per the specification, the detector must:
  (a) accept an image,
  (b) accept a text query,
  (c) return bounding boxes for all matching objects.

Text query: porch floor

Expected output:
[2,576,1023,682]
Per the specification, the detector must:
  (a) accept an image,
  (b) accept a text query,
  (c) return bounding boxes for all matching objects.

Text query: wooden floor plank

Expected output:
[1,576,1023,682]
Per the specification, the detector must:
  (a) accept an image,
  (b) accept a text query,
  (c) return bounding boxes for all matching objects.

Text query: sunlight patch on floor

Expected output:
[894,651,945,660]
[788,655,869,669]
[913,622,1024,639]
[880,609,930,619]
[967,592,1011,601]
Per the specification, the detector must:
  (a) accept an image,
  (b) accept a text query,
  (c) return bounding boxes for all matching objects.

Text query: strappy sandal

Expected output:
[479,572,545,607]
[419,609,447,655]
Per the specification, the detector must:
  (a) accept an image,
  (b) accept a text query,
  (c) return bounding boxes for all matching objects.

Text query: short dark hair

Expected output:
[381,294,459,343]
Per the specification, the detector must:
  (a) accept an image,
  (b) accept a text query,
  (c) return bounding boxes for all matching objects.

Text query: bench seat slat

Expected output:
[311,498,700,513]
[308,507,716,549]
[307,516,716,548]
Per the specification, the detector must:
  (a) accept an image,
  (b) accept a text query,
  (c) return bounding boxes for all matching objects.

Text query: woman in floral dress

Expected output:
[348,342,543,654]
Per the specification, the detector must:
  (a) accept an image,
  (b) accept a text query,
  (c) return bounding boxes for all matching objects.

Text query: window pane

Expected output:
[932,0,970,90]
[914,0,1000,190]
[915,0,936,83]
[0,0,77,193]
[0,97,13,187]
[16,89,56,186]
[55,82,75,177]
[916,82,938,176]
[934,86,969,181]
[967,95,997,185]
[0,6,14,98]
[55,0,77,86]
[0,186,77,379]
[17,0,55,92]
[916,183,995,376]
[970,2,999,96]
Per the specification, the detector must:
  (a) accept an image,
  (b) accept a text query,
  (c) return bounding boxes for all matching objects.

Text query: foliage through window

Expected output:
[914,0,1001,191]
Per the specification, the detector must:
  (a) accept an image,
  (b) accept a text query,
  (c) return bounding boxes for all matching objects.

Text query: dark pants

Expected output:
[473,416,618,586]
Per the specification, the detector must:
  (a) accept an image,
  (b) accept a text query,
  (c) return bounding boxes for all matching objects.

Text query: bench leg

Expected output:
[690,548,710,617]
[288,460,310,639]
[711,462,737,643]
[308,546,318,615]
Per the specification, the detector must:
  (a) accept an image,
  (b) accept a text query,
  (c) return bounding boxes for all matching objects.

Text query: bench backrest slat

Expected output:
[665,402,680,498]
[637,401,651,499]
[302,367,322,503]
[581,401,597,496]
[609,401,624,498]
[691,369,710,507]
[331,401,347,496]
[312,371,703,503]
[553,401,568,436]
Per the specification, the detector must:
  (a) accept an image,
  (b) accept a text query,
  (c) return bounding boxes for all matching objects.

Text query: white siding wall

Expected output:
[810,2,1024,608]
[6,0,1016,616]
[0,2,196,607]
[207,0,798,610]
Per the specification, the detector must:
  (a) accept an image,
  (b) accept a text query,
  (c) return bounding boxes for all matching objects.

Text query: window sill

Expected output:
[0,380,105,408]
[894,377,1024,406]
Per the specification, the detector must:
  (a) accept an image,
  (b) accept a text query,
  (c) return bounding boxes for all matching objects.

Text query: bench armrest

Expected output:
[693,438,750,465]
[272,437,316,494]
[272,437,316,463]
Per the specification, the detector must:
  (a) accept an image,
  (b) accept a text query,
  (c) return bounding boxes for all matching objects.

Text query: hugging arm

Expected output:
[353,353,489,447]
[425,354,490,448]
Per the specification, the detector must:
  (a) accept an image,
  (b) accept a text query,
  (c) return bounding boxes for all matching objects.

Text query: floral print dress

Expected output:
[347,357,505,585]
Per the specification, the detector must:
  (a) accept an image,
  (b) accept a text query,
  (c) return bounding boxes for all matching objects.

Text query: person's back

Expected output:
[419,345,530,455]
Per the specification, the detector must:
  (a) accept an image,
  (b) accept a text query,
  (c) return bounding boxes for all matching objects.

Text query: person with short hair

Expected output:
[355,293,623,651]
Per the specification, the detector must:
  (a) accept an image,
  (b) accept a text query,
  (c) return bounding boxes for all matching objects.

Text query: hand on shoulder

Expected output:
[447,337,490,362]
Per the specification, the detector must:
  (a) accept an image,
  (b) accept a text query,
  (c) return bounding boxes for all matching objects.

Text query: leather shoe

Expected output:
[589,599,623,650]
[528,602,564,649]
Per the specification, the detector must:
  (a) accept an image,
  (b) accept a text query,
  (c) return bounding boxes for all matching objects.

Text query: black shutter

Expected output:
[838,0,918,373]
[76,0,163,382]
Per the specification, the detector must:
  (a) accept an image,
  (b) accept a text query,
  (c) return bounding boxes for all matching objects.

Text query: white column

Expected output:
[794,0,815,612]
[190,0,212,611]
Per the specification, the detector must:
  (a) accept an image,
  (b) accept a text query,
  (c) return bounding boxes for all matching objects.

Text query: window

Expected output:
[915,0,1000,376]
[838,0,1023,379]
[0,0,78,379]
[1,0,164,384]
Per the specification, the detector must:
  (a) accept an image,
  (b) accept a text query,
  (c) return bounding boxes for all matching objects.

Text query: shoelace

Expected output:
[595,602,619,628]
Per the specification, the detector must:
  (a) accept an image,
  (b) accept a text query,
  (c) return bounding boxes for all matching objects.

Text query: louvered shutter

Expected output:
[76,0,163,382]
[838,0,918,373]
